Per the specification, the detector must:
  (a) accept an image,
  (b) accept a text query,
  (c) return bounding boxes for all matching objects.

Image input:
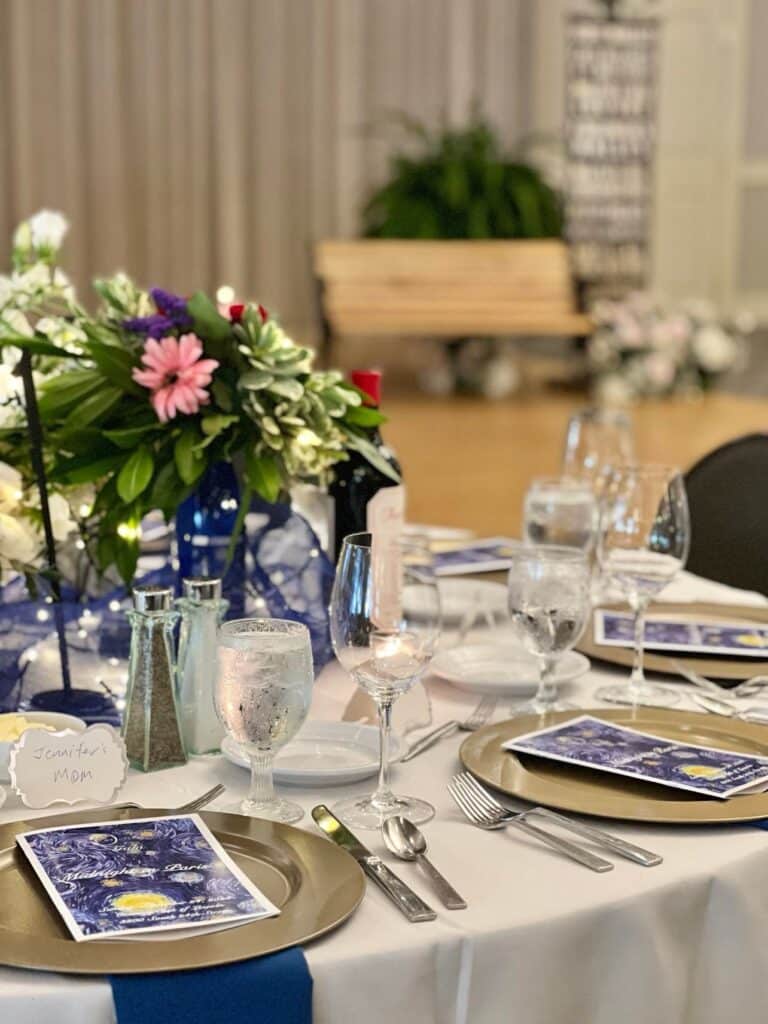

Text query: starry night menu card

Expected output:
[17,814,280,941]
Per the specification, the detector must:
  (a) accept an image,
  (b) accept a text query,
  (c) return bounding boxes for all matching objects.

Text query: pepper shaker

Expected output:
[122,585,186,772]
[177,576,228,755]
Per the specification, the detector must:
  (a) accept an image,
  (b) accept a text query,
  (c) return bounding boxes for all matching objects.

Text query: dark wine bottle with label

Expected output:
[331,369,405,560]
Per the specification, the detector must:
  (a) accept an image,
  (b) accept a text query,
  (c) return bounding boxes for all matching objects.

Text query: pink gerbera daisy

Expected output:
[132,333,219,423]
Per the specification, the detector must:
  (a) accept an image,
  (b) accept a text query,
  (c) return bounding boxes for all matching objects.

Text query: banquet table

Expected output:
[3,572,768,1024]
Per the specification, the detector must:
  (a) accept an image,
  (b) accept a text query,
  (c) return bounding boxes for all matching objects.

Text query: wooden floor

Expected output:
[383,392,768,537]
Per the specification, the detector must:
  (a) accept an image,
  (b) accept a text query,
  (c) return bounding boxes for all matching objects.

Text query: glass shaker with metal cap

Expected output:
[122,584,186,771]
[177,576,229,755]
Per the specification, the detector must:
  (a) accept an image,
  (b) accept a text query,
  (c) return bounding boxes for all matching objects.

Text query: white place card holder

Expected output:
[9,725,128,809]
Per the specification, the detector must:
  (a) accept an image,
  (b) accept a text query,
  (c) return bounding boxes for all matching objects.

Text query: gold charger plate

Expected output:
[460,708,768,824]
[0,806,365,974]
[578,601,768,682]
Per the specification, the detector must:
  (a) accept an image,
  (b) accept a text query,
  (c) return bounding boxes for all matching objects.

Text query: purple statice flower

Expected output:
[123,287,192,337]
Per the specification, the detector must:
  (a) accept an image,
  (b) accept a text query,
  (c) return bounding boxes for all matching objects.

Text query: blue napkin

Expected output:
[109,947,312,1024]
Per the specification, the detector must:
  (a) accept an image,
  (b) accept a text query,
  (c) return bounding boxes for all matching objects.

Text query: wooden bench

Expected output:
[314,239,592,364]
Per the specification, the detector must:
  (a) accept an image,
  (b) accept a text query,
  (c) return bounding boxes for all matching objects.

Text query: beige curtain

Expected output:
[0,0,531,343]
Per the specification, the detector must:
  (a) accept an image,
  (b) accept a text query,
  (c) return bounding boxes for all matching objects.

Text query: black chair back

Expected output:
[684,433,768,595]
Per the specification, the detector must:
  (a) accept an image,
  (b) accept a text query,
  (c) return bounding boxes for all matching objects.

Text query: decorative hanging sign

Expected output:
[9,725,128,809]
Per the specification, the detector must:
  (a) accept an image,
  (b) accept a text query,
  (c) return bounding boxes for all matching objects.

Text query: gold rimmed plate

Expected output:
[460,708,768,824]
[0,807,365,974]
[579,601,768,682]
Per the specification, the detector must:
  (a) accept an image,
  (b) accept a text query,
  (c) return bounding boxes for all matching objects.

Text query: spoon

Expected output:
[382,816,467,910]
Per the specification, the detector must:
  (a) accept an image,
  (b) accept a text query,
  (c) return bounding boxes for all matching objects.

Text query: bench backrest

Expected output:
[314,239,590,337]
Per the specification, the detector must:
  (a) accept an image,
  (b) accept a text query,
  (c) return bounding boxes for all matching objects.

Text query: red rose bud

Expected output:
[258,303,269,323]
[229,303,245,323]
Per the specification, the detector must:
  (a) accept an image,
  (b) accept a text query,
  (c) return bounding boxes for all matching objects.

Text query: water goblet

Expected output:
[595,465,690,707]
[508,546,591,716]
[215,618,313,823]
[523,476,598,553]
[562,407,634,496]
[330,532,440,829]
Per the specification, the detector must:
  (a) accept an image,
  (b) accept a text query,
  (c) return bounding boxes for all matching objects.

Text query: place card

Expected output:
[9,724,128,809]
[594,610,768,657]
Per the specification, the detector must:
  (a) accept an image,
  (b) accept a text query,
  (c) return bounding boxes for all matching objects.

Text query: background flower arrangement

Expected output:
[587,292,755,405]
[0,210,395,588]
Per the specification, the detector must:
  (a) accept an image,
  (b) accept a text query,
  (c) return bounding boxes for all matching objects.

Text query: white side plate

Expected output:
[221,721,402,787]
[429,645,590,696]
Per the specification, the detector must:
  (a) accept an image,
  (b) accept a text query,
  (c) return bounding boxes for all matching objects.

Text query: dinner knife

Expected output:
[311,805,437,922]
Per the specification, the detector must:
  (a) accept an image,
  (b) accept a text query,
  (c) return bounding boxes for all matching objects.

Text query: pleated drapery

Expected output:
[0,0,531,342]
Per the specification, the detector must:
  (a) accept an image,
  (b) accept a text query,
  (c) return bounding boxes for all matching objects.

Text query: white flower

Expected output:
[0,276,13,308]
[0,365,23,406]
[0,463,23,514]
[0,512,39,579]
[595,374,633,407]
[36,316,86,351]
[692,325,736,373]
[733,310,757,335]
[643,352,676,392]
[28,210,68,251]
[2,308,33,337]
[48,492,76,542]
[12,221,32,251]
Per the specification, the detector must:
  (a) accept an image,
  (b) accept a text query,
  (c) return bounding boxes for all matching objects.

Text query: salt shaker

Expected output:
[177,576,228,755]
[122,585,186,772]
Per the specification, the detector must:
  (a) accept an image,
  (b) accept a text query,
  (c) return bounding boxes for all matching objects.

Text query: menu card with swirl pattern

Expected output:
[17,814,279,941]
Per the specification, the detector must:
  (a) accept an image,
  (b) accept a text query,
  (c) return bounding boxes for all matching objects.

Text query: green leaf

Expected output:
[86,340,143,394]
[104,423,161,449]
[244,451,282,503]
[187,291,232,344]
[240,370,274,391]
[201,414,239,437]
[344,406,387,428]
[116,446,154,502]
[211,378,234,412]
[114,533,140,586]
[38,370,103,417]
[269,378,303,402]
[174,426,206,485]
[149,460,191,517]
[63,385,122,429]
[0,336,72,358]
[50,452,126,485]
[344,432,401,483]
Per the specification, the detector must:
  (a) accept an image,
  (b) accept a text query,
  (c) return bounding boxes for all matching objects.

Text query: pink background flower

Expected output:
[132,333,219,422]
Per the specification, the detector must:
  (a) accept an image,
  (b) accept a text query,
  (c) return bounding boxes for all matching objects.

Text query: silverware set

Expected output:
[448,772,662,873]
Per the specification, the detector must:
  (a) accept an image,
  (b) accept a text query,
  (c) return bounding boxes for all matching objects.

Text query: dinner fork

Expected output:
[400,696,497,762]
[672,660,768,700]
[451,772,661,866]
[448,773,613,872]
[689,691,768,724]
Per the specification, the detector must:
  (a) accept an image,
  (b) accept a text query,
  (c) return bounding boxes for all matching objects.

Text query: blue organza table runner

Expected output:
[0,500,334,717]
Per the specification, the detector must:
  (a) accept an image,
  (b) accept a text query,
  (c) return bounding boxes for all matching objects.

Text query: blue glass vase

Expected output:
[175,462,246,617]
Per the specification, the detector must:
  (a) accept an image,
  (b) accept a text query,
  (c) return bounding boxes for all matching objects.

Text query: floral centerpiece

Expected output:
[587,292,755,405]
[0,210,393,587]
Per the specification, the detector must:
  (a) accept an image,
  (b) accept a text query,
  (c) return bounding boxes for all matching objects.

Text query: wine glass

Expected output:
[562,407,634,496]
[523,476,598,553]
[330,532,440,829]
[215,618,313,823]
[595,465,690,707]
[507,546,591,716]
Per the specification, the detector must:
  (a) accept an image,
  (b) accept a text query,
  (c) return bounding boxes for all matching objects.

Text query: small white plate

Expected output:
[221,721,402,787]
[429,645,590,697]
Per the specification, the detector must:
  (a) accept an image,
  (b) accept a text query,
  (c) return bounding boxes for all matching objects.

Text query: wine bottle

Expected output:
[331,370,405,559]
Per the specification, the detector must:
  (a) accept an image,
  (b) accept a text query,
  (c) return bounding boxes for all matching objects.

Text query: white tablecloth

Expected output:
[3,572,768,1024]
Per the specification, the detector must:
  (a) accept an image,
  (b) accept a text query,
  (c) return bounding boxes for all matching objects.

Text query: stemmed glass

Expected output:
[507,546,591,716]
[523,476,598,553]
[330,532,440,829]
[562,407,634,496]
[215,618,314,823]
[595,465,690,707]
